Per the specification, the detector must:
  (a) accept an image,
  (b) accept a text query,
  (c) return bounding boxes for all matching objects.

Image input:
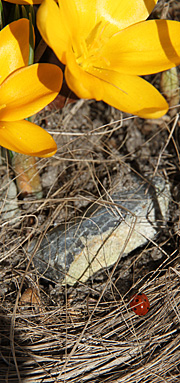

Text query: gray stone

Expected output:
[29,175,170,285]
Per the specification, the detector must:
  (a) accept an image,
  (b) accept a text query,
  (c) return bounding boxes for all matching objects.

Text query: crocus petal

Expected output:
[102,20,180,75]
[65,60,168,118]
[97,70,168,118]
[37,0,70,64]
[57,0,99,41]
[0,119,57,157]
[96,0,158,32]
[59,0,157,37]
[0,19,30,85]
[0,63,63,121]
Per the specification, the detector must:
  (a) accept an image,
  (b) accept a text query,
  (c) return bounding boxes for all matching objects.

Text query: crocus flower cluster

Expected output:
[0,18,62,156]
[2,0,180,156]
[37,0,180,119]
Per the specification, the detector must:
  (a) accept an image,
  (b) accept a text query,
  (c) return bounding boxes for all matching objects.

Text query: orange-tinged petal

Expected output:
[0,19,30,85]
[37,0,70,65]
[65,60,168,118]
[102,20,180,75]
[94,68,168,118]
[0,63,63,121]
[0,119,57,157]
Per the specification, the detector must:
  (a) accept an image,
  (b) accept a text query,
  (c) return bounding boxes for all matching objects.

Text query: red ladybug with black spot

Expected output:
[130,293,150,316]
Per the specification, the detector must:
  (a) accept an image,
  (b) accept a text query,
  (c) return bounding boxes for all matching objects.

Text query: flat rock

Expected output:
[29,175,170,285]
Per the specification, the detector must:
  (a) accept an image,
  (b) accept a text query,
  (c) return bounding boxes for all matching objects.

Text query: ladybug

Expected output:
[130,293,150,316]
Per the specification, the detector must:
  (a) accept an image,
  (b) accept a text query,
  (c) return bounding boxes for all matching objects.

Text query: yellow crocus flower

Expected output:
[37,0,180,119]
[0,18,62,157]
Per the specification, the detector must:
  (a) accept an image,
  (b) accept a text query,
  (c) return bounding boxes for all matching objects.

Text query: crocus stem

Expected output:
[12,152,43,198]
